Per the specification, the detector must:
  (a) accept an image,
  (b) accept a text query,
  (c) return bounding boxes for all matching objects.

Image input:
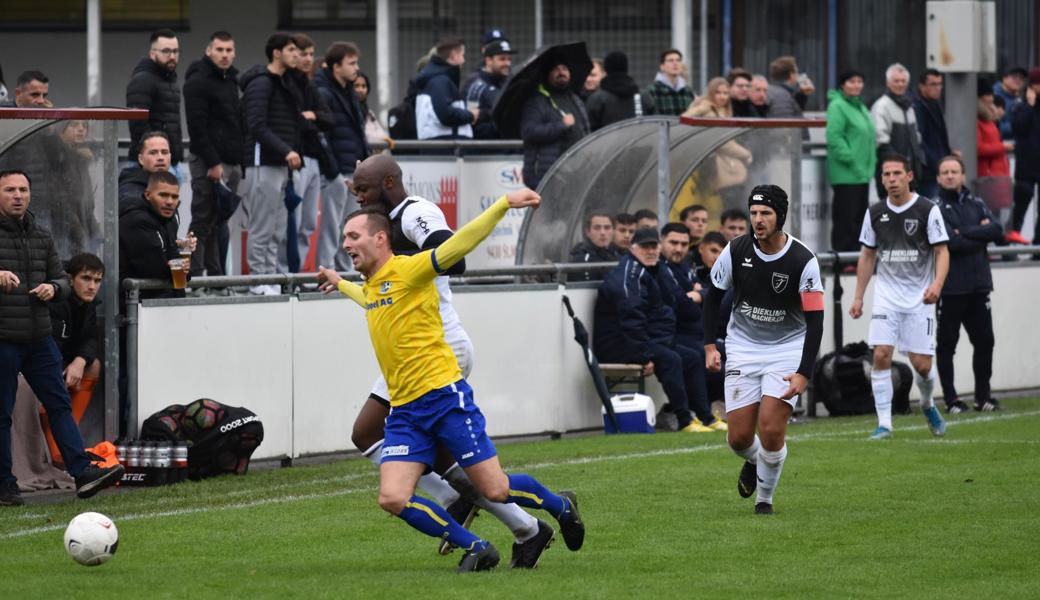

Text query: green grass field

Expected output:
[3,398,1039,599]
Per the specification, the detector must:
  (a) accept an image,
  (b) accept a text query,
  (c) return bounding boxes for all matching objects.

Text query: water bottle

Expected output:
[125,440,141,486]
[115,438,128,469]
[173,442,189,483]
[154,442,171,486]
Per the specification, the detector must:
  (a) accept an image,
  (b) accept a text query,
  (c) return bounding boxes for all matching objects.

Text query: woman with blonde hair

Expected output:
[683,77,733,118]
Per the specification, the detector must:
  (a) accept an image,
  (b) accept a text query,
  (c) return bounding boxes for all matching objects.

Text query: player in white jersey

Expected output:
[850,155,950,440]
[703,185,825,515]
[335,155,551,568]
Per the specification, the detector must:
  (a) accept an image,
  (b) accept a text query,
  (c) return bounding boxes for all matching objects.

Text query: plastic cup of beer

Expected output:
[168,258,188,289]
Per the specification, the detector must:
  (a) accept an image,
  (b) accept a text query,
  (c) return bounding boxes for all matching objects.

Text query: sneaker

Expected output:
[679,421,714,433]
[510,519,555,568]
[868,426,892,440]
[1005,230,1029,245]
[923,406,946,437]
[248,285,267,295]
[712,406,727,423]
[0,483,24,507]
[946,400,969,415]
[557,490,585,551]
[737,460,757,499]
[977,399,1002,412]
[755,502,774,515]
[438,498,479,555]
[456,542,500,573]
[75,464,125,499]
[704,418,728,432]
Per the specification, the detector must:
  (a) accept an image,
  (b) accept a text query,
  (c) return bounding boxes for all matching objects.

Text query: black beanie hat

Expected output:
[838,69,865,87]
[748,184,789,230]
[603,51,629,75]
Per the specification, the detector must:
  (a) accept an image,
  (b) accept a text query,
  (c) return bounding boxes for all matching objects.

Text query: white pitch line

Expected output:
[4,409,1039,541]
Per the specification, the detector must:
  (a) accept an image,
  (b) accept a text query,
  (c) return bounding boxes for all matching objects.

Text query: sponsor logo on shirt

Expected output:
[904,218,919,236]
[738,301,786,323]
[725,369,741,376]
[382,445,410,457]
[878,249,920,263]
[366,297,394,310]
[742,256,753,268]
[380,281,393,294]
[415,216,430,235]
[772,272,789,293]
[880,213,891,222]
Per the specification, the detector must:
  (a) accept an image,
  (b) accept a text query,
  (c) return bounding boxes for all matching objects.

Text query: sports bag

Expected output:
[812,341,912,416]
[141,399,264,479]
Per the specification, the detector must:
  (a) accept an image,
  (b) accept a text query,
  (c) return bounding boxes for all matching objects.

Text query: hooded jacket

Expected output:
[0,211,71,342]
[183,56,244,168]
[825,89,877,185]
[126,57,183,164]
[118,166,151,212]
[593,253,676,364]
[240,65,303,167]
[118,195,184,299]
[585,73,656,131]
[313,67,370,175]
[415,56,473,140]
[936,186,1002,296]
[645,73,695,117]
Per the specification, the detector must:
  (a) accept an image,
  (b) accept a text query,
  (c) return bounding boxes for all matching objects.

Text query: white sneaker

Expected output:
[263,284,281,296]
[248,285,267,296]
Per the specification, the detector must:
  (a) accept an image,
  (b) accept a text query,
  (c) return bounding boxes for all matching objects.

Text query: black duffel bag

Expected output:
[813,341,913,416]
[141,399,264,479]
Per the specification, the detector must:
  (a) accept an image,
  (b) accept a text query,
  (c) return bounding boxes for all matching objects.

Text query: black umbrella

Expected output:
[284,178,304,273]
[561,295,620,432]
[493,41,593,139]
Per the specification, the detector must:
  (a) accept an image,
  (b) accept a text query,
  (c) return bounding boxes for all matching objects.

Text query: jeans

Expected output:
[936,293,994,405]
[1,338,90,486]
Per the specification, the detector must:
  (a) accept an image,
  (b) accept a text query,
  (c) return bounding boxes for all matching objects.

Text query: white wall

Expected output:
[135,267,1040,459]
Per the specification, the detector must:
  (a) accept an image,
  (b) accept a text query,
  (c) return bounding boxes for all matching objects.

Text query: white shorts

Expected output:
[724,350,801,413]
[868,307,936,356]
[369,334,475,402]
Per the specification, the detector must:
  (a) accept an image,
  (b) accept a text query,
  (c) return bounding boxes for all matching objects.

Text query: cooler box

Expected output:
[602,393,656,434]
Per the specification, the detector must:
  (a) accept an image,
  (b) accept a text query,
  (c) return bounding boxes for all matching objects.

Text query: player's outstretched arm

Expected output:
[317,266,366,307]
[430,190,541,274]
[849,246,876,319]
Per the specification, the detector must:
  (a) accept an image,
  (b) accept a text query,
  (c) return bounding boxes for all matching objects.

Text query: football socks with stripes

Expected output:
[506,474,570,521]
[443,464,539,542]
[398,495,485,551]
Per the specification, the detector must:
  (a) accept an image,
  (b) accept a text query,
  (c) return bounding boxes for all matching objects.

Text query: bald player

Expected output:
[330,155,554,568]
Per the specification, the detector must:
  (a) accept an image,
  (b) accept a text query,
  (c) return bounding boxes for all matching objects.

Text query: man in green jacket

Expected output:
[826,70,877,252]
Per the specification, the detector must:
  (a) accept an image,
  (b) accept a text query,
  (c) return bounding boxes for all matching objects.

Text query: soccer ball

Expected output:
[64,512,119,566]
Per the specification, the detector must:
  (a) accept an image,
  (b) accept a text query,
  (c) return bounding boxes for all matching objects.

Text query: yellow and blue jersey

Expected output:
[339,196,510,407]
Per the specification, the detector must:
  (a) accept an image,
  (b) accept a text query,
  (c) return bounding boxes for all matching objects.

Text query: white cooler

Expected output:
[602,393,656,434]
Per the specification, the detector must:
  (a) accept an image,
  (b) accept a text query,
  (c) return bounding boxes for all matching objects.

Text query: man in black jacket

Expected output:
[416,37,478,141]
[586,51,655,131]
[279,33,336,274]
[593,227,723,433]
[568,212,618,281]
[240,33,303,294]
[0,170,124,506]
[119,171,189,300]
[520,59,590,190]
[934,156,1003,413]
[183,31,244,277]
[913,69,954,199]
[117,131,171,211]
[314,41,369,271]
[39,253,105,466]
[126,29,183,166]
[463,39,517,139]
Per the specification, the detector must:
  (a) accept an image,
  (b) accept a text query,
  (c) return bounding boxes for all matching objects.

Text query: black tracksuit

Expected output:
[935,186,1002,407]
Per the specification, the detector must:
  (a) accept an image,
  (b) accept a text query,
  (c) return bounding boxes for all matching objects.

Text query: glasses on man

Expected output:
[153,48,180,56]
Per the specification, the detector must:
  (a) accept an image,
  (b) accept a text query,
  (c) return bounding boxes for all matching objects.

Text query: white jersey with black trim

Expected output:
[710,233,823,358]
[387,196,468,346]
[858,194,949,313]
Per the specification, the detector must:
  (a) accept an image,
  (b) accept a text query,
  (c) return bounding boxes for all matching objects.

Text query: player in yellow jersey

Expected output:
[318,190,585,573]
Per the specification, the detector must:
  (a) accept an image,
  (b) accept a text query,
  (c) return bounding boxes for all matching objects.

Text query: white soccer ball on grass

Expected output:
[64,512,119,566]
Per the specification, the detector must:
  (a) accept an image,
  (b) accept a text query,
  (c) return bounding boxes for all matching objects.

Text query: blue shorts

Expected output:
[381,379,498,469]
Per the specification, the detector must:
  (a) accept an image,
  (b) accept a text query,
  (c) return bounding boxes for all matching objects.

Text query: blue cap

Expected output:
[482,28,506,46]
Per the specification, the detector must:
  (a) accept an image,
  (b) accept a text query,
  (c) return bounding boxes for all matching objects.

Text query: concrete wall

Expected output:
[136,266,1040,460]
